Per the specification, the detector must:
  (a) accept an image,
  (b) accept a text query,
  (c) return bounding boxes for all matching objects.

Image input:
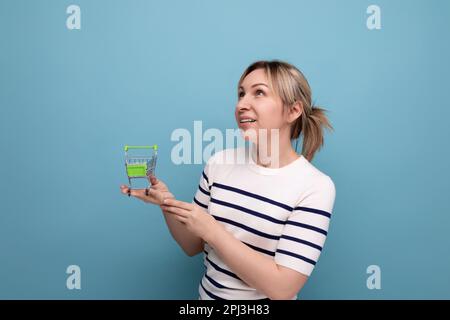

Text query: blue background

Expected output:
[1,0,449,299]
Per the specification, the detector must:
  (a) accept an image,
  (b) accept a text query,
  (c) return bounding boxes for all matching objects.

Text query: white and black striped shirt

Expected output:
[193,147,336,300]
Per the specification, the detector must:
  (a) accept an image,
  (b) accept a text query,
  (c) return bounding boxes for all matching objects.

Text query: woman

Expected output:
[120,60,336,300]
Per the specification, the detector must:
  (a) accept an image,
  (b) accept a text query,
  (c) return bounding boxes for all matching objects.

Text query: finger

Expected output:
[129,187,150,196]
[162,205,190,217]
[193,203,208,211]
[149,175,158,184]
[173,214,188,224]
[149,175,161,187]
[120,186,130,195]
[160,203,176,211]
[133,188,157,200]
[163,206,189,217]
[129,189,146,199]
[163,198,193,210]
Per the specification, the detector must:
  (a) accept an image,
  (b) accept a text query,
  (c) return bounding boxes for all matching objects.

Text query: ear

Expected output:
[287,101,303,124]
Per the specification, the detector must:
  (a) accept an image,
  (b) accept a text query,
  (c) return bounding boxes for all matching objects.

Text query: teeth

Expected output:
[240,119,256,123]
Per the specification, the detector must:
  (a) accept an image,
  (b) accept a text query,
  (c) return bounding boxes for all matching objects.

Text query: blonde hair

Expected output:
[237,60,333,162]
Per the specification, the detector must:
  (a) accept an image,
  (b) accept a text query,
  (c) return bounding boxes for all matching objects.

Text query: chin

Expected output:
[239,127,258,144]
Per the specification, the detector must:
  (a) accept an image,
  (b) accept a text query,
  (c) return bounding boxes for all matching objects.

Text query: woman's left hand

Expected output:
[161,198,218,241]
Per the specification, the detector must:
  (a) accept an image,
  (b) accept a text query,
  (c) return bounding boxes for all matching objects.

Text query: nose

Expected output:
[236,99,251,113]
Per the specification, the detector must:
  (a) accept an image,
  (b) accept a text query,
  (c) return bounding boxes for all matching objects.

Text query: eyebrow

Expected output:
[238,83,269,90]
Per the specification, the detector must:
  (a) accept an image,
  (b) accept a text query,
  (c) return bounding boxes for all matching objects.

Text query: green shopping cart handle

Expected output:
[124,145,158,152]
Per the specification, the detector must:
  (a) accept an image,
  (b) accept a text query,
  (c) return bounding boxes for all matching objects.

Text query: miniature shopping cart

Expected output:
[124,145,158,195]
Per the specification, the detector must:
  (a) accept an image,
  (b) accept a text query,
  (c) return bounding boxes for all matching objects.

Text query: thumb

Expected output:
[149,174,159,185]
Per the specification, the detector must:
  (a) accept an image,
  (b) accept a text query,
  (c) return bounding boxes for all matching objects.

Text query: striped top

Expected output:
[193,147,336,300]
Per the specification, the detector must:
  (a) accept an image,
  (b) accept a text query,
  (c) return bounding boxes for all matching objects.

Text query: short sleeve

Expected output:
[192,154,215,210]
[274,175,336,276]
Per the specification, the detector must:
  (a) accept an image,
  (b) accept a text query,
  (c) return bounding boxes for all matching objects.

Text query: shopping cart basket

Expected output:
[124,145,158,195]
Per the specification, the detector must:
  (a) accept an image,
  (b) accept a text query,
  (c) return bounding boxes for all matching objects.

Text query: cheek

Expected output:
[257,103,284,128]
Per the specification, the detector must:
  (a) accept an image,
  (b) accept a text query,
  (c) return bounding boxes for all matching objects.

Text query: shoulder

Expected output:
[300,159,335,193]
[297,165,336,214]
[308,175,336,213]
[312,174,336,198]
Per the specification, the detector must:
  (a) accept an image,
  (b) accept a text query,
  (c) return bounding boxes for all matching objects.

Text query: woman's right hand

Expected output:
[120,175,174,206]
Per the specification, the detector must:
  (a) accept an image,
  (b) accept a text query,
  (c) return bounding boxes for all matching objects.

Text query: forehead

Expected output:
[240,69,268,88]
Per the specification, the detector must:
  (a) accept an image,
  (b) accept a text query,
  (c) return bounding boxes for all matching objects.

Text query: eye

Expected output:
[238,91,244,99]
[255,89,264,96]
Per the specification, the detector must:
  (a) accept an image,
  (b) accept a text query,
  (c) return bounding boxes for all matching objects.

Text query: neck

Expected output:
[252,131,299,168]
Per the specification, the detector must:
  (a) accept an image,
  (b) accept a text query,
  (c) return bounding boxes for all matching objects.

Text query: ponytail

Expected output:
[293,105,333,162]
